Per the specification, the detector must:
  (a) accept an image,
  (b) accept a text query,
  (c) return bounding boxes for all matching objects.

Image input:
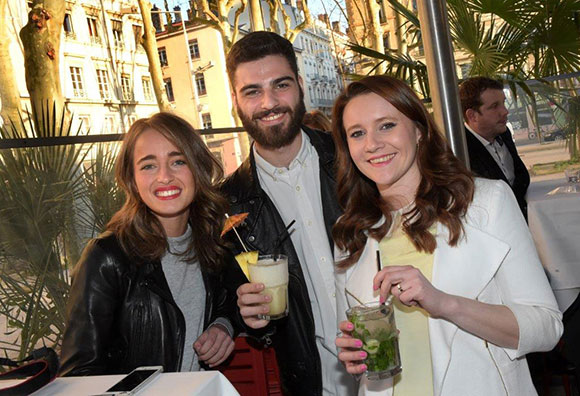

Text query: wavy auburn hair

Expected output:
[106,112,229,271]
[331,76,474,269]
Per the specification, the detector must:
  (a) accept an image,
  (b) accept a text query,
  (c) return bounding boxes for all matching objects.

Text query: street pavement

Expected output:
[515,138,570,183]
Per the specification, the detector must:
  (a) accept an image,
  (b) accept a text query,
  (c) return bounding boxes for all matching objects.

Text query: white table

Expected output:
[13,372,240,396]
[527,179,580,312]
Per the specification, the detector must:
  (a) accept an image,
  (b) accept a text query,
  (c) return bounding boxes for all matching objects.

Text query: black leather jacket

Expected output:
[59,232,240,376]
[220,127,342,396]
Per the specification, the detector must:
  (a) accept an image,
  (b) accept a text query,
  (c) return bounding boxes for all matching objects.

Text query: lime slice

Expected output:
[364,339,380,355]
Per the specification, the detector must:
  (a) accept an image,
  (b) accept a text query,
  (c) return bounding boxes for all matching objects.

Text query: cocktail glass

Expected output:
[346,301,401,380]
[248,254,289,320]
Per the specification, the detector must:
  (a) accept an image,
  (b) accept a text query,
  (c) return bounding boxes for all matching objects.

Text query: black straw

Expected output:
[272,219,296,256]
[376,250,382,272]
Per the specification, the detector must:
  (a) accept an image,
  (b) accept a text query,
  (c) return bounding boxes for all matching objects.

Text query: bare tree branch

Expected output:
[231,0,248,45]
[286,1,313,43]
[269,0,281,34]
[137,0,171,112]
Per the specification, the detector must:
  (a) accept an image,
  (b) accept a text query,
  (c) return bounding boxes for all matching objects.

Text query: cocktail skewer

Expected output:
[224,213,249,253]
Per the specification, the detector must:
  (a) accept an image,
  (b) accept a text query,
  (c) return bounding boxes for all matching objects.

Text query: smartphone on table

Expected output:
[97,366,163,395]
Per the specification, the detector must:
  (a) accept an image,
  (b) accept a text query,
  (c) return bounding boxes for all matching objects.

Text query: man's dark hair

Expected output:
[226,31,299,87]
[459,77,504,116]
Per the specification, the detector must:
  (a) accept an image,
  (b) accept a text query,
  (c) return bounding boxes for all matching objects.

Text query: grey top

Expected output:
[162,224,206,371]
[162,224,234,371]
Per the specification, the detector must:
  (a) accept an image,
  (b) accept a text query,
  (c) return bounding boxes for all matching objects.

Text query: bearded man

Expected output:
[220,32,355,396]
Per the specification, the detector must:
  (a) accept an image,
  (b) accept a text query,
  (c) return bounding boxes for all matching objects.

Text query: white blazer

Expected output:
[336,178,563,396]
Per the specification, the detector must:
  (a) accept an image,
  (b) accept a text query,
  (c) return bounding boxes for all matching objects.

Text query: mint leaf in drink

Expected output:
[366,333,397,372]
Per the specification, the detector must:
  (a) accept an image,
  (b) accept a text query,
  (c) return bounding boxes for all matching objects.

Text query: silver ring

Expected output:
[397,283,403,293]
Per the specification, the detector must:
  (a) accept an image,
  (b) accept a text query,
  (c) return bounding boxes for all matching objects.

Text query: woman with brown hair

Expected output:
[60,112,241,376]
[332,76,562,395]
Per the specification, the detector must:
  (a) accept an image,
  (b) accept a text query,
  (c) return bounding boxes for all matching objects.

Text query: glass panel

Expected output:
[0,126,250,360]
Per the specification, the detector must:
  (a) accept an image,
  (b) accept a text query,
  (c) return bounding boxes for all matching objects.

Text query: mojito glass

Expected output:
[248,254,289,320]
[346,301,401,380]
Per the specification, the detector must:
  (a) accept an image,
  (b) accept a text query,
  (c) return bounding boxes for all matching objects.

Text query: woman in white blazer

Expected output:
[330,76,562,396]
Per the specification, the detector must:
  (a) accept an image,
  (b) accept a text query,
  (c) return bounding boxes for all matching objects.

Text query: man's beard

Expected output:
[237,90,306,150]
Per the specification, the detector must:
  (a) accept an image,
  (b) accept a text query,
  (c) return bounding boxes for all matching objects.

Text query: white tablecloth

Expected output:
[19,372,239,396]
[528,180,580,312]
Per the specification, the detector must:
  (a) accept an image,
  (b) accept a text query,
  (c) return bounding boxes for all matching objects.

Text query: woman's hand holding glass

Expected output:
[335,320,368,375]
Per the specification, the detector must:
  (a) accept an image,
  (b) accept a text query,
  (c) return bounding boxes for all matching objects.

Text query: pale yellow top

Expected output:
[379,224,435,396]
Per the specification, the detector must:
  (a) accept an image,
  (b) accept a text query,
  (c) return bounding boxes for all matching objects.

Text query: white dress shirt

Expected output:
[254,131,354,396]
[466,123,515,185]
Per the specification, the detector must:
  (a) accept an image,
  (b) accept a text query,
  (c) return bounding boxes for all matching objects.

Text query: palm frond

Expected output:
[0,103,124,360]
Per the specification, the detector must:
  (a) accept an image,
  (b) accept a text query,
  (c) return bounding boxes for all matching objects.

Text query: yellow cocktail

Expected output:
[248,254,289,320]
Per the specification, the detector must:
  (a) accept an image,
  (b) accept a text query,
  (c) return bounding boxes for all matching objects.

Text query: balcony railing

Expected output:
[312,98,333,107]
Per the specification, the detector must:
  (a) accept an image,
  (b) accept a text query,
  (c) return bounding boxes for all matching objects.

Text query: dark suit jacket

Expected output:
[465,126,530,219]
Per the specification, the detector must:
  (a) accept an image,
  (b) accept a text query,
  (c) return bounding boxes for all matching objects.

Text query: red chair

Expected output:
[218,336,282,396]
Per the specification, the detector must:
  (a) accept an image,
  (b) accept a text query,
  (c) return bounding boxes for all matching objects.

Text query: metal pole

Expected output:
[416,0,469,167]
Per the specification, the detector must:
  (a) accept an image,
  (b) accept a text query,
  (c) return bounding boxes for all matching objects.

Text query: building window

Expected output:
[133,25,142,49]
[195,73,207,96]
[211,150,223,167]
[69,66,85,97]
[111,19,123,47]
[379,8,386,23]
[158,47,168,66]
[189,39,200,59]
[121,74,133,101]
[460,63,472,79]
[202,113,212,129]
[383,32,390,50]
[96,69,111,99]
[102,115,116,134]
[77,115,91,134]
[87,17,101,44]
[142,77,153,100]
[63,13,74,38]
[128,115,137,127]
[164,78,174,102]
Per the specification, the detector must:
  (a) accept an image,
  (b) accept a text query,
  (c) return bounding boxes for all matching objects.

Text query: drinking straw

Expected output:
[225,213,249,253]
[345,288,365,306]
[377,250,392,305]
[272,219,296,255]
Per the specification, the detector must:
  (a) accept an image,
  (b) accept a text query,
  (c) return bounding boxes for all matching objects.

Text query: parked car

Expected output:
[543,129,567,142]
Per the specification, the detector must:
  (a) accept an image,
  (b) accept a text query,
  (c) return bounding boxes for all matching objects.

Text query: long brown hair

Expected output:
[107,112,229,271]
[331,76,474,269]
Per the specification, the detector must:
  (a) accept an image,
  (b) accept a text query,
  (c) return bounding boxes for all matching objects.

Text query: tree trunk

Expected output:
[368,0,386,74]
[249,0,264,31]
[0,0,22,134]
[19,0,65,132]
[137,0,171,112]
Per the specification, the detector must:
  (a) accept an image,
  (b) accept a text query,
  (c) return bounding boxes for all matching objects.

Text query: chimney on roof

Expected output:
[174,6,181,23]
[318,14,330,28]
[152,5,162,32]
